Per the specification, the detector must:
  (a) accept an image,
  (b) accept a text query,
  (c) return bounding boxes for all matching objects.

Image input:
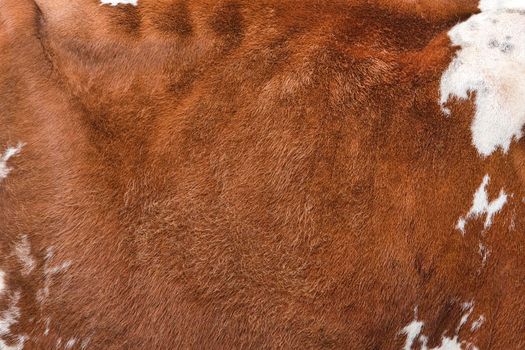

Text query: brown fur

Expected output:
[2,0,524,349]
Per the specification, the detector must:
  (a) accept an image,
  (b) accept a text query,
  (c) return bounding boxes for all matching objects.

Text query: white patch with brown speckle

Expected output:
[399,303,481,350]
[440,2,525,157]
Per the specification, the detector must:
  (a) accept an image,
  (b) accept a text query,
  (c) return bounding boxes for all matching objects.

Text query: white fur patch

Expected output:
[456,175,507,234]
[0,143,23,181]
[440,3,525,157]
[0,293,19,336]
[100,0,137,6]
[43,318,50,336]
[0,292,26,350]
[0,271,5,297]
[399,304,480,350]
[0,337,26,350]
[479,0,525,12]
[471,315,486,332]
[14,235,35,276]
[80,338,91,350]
[65,338,77,349]
[37,248,72,303]
[457,302,474,332]
[400,315,424,350]
[478,242,490,267]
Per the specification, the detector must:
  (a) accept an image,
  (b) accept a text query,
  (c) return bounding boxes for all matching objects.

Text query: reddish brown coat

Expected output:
[2,1,522,349]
